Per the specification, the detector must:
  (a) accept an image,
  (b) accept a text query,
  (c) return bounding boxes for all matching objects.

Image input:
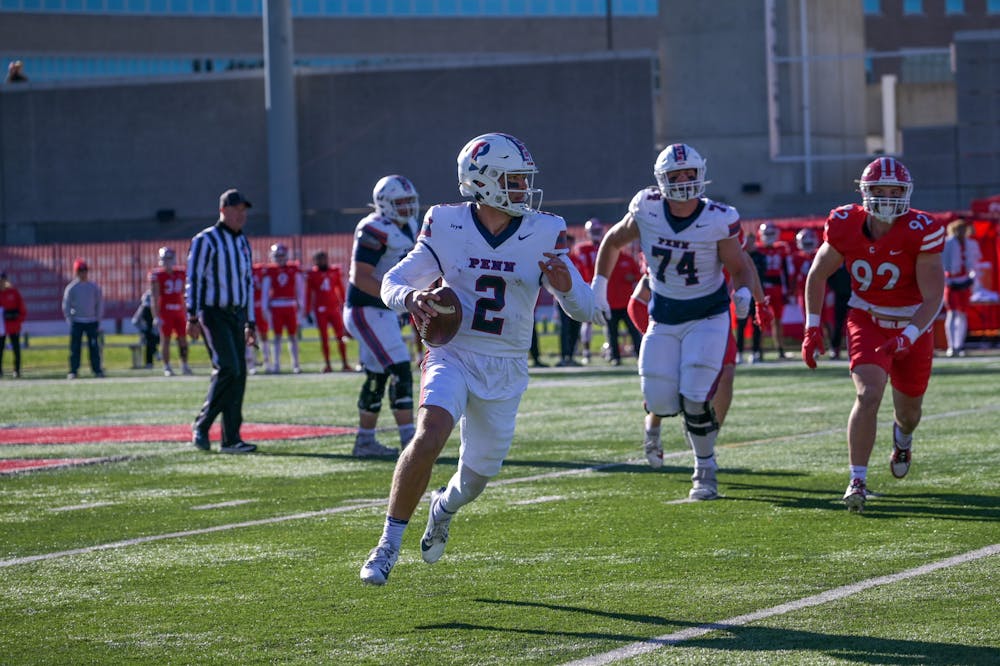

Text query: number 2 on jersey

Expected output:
[471,274,506,335]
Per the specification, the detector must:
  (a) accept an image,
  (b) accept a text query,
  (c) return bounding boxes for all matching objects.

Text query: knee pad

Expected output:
[386,361,413,411]
[358,370,389,413]
[681,395,719,436]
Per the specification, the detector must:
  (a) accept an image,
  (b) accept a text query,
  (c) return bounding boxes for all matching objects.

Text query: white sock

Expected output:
[398,423,415,448]
[894,423,912,449]
[849,465,867,481]
[381,516,408,551]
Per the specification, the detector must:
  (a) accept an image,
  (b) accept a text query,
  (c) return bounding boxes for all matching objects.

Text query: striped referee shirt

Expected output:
[185,221,255,321]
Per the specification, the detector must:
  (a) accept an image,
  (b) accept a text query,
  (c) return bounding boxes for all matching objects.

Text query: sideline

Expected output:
[561,543,1000,665]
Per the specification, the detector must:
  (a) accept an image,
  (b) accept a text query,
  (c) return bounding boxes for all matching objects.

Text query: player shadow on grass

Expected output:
[254,450,620,471]
[419,598,999,664]
[725,480,1000,520]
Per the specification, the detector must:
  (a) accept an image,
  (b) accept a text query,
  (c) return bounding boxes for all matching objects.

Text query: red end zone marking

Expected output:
[0,424,354,446]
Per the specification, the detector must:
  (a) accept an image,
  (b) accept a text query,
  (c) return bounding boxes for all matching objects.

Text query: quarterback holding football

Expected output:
[360,132,597,585]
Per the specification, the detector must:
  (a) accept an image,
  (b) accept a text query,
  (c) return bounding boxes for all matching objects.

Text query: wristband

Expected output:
[806,313,821,328]
[902,324,919,344]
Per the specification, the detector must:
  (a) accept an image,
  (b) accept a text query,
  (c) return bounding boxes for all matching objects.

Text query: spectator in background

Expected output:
[556,233,584,366]
[150,246,192,376]
[735,233,766,364]
[941,219,981,357]
[604,247,643,366]
[305,250,351,373]
[62,259,104,379]
[5,60,28,84]
[572,218,602,363]
[186,188,258,454]
[131,289,159,370]
[825,263,852,360]
[0,271,27,378]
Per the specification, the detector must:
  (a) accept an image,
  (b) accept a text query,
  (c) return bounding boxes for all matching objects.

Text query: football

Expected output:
[418,286,463,347]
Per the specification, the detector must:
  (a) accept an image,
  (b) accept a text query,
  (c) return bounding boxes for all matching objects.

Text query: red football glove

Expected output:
[876,334,913,359]
[754,297,775,331]
[801,326,825,369]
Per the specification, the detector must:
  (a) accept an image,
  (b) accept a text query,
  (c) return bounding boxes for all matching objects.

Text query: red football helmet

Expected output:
[858,157,913,222]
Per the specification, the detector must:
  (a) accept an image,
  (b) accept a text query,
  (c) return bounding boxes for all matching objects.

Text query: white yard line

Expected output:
[561,543,1000,666]
[0,500,384,568]
[2,404,996,569]
[191,499,257,510]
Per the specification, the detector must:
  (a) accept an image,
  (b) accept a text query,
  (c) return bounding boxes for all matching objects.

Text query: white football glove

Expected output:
[733,286,752,320]
[590,275,610,325]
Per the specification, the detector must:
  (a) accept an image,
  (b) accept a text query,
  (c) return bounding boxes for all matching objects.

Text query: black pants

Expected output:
[606,308,642,361]
[194,307,248,446]
[69,321,102,375]
[558,308,581,360]
[0,333,21,375]
[142,330,160,365]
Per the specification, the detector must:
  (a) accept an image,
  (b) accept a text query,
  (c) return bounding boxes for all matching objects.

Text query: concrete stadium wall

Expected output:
[0,54,656,245]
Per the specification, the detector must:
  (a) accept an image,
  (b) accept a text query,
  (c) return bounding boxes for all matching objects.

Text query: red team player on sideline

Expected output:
[150,247,192,376]
[789,227,819,315]
[802,157,945,512]
[572,218,602,363]
[756,221,792,359]
[305,250,351,373]
[248,262,271,374]
[262,243,305,374]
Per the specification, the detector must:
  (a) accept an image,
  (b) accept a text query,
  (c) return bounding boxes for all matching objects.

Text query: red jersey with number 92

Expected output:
[824,204,944,316]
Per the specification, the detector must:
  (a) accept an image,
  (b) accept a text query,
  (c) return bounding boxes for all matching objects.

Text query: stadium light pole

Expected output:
[605,0,614,51]
[263,0,302,236]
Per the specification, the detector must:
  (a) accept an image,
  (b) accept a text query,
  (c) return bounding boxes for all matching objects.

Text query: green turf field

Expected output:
[1,337,998,665]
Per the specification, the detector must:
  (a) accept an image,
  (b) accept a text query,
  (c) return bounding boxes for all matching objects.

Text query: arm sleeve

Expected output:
[380,240,444,313]
[544,253,595,323]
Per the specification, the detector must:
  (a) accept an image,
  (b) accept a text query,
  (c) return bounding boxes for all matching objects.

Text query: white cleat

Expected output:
[420,487,452,564]
[843,478,867,512]
[643,433,663,469]
[163,365,174,377]
[688,467,719,500]
[360,543,399,585]
[890,426,912,479]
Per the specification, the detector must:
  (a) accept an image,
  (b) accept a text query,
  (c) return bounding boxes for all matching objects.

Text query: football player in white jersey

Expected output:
[359,132,598,585]
[344,175,420,459]
[592,143,771,501]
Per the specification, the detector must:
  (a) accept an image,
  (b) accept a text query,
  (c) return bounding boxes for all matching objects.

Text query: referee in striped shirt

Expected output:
[186,188,258,453]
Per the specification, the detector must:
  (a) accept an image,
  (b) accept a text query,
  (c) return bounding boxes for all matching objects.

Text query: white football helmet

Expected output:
[796,228,818,253]
[654,143,709,201]
[759,222,780,247]
[372,175,419,225]
[270,242,288,264]
[457,132,542,216]
[158,246,175,267]
[858,157,913,222]
[584,218,604,242]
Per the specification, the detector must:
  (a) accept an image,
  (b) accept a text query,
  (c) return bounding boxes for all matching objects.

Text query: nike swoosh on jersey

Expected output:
[518,234,533,240]
[890,250,903,255]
